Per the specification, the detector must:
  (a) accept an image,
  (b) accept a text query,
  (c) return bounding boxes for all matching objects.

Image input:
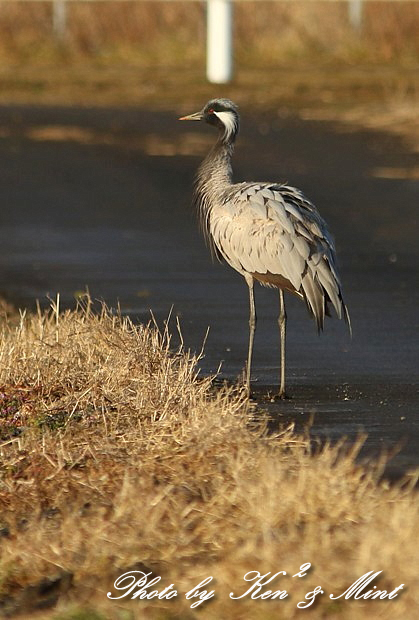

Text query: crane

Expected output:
[179,98,350,397]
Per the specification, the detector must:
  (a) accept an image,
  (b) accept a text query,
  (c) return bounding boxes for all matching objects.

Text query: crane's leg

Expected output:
[278,289,287,398]
[245,275,256,396]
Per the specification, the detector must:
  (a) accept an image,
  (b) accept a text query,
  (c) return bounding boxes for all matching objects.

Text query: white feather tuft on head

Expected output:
[214,110,238,141]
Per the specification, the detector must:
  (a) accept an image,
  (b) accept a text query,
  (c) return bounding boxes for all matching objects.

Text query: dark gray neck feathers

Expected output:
[193,140,235,259]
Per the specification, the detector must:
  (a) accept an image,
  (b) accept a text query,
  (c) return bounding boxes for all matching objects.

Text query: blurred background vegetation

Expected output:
[1,1,418,66]
[0,1,417,108]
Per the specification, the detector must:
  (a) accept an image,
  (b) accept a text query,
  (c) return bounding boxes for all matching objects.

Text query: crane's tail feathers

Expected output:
[316,262,352,337]
[302,273,351,337]
[329,294,352,337]
[301,273,325,333]
[343,303,352,338]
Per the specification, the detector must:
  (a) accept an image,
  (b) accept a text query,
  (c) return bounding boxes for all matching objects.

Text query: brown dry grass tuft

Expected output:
[0,298,417,619]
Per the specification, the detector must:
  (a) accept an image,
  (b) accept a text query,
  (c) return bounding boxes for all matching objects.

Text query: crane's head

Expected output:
[179,98,240,143]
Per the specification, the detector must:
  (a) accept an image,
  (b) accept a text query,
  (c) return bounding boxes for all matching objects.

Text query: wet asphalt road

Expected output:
[0,104,417,479]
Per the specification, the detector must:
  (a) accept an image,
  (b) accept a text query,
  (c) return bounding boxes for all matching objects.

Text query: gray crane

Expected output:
[179,98,350,397]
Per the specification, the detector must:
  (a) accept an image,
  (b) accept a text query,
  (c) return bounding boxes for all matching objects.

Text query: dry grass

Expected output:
[0,297,417,619]
[0,2,418,67]
[0,8,417,619]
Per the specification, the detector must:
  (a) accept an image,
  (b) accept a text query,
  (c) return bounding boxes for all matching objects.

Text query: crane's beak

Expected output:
[178,111,203,121]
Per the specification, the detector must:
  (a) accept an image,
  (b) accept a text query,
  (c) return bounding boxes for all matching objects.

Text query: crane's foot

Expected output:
[276,389,290,401]
[267,389,289,402]
[243,381,258,401]
[245,387,257,401]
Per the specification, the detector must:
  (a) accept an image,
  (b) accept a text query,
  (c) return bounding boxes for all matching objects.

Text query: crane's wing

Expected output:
[210,182,349,331]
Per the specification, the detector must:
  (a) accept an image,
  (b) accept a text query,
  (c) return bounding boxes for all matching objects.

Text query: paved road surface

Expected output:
[0,104,417,479]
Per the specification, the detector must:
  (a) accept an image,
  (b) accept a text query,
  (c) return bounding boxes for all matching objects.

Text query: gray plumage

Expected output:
[180,98,350,397]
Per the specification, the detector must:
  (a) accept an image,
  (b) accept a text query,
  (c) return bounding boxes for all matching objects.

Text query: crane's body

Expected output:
[180,98,350,397]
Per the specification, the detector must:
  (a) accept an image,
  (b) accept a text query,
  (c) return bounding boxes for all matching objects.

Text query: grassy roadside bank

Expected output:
[0,299,417,619]
[0,11,418,613]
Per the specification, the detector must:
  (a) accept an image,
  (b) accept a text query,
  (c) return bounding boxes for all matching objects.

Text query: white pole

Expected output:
[207,0,233,84]
[53,0,67,42]
[348,0,363,32]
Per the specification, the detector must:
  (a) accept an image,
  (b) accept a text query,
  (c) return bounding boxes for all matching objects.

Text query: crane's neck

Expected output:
[193,131,236,259]
[193,138,235,258]
[194,139,234,208]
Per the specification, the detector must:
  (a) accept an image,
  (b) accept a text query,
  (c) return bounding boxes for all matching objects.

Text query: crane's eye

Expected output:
[208,108,214,114]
